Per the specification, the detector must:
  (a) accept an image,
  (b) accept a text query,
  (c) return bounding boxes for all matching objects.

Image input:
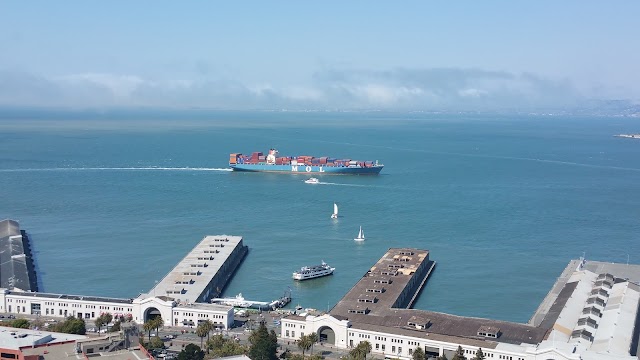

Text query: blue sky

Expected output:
[0,1,638,110]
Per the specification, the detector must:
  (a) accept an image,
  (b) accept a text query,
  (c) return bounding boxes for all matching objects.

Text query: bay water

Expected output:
[1,111,639,323]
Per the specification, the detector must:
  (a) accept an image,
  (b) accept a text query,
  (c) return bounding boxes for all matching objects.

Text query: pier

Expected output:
[330,248,435,316]
[145,235,248,304]
[211,289,292,310]
[0,219,38,292]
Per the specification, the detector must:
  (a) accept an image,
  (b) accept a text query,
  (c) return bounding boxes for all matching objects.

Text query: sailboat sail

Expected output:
[354,226,365,241]
[331,202,338,219]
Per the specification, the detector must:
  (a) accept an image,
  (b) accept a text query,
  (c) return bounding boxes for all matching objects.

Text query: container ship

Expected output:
[229,149,383,175]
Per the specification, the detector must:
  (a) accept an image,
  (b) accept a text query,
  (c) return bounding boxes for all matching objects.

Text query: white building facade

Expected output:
[281,265,640,360]
[0,289,234,329]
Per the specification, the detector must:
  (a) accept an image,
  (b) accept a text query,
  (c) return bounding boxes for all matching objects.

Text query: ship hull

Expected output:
[230,164,383,175]
[292,269,334,281]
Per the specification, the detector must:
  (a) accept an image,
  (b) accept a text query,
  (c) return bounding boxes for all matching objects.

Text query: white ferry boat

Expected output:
[292,261,335,280]
[305,177,320,184]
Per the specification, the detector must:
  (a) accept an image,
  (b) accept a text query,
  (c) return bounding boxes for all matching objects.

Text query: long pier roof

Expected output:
[330,248,548,346]
[146,235,244,304]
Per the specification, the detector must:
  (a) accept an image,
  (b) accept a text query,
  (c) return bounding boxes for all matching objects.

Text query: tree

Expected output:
[248,321,278,360]
[153,316,164,334]
[143,320,155,343]
[436,355,449,360]
[110,320,121,332]
[296,334,313,358]
[451,346,466,360]
[473,348,485,360]
[177,343,205,360]
[196,322,209,350]
[412,346,426,360]
[349,341,371,360]
[52,317,86,335]
[206,335,248,358]
[95,312,113,334]
[360,341,372,360]
[308,332,319,355]
[201,320,214,353]
[148,336,165,350]
[11,318,30,329]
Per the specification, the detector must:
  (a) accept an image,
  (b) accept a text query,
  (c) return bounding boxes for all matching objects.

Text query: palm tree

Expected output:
[349,345,364,360]
[308,332,319,355]
[203,320,214,353]
[196,322,209,349]
[359,341,372,360]
[143,320,155,343]
[153,316,164,335]
[297,334,313,358]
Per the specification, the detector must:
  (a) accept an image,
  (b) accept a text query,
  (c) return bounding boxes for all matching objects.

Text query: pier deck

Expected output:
[146,235,248,304]
[0,219,38,292]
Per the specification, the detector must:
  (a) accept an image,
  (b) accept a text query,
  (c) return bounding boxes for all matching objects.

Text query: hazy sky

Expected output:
[1,1,638,110]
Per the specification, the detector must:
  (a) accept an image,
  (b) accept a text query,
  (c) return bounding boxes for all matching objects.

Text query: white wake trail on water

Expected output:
[0,167,233,172]
[282,137,640,173]
[305,181,387,188]
[316,181,369,187]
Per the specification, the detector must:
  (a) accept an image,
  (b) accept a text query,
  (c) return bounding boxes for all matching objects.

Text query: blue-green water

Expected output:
[1,112,639,323]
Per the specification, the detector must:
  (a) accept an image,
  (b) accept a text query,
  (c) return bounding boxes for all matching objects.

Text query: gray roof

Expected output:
[147,235,245,304]
[0,219,38,292]
[6,290,133,304]
[538,281,578,331]
[329,247,548,346]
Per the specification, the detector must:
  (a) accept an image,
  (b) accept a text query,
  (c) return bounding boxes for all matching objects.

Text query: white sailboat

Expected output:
[354,226,365,241]
[331,202,338,219]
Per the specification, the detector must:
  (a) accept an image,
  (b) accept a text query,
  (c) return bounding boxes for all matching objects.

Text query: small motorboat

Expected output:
[305,177,320,184]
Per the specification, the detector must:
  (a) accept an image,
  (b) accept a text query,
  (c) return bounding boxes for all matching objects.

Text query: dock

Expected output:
[145,235,248,304]
[211,288,292,310]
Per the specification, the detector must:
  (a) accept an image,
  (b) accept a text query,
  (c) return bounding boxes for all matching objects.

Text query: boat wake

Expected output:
[0,167,234,172]
[316,181,370,187]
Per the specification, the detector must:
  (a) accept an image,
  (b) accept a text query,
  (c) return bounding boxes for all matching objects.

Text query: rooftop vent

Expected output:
[577,317,598,329]
[586,296,606,307]
[590,288,609,297]
[477,326,501,338]
[582,306,602,318]
[571,329,593,342]
[373,278,392,284]
[408,316,431,330]
[597,273,614,282]
[594,279,613,289]
[348,308,370,315]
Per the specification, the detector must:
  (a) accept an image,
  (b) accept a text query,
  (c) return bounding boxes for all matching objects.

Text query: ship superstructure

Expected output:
[292,261,335,281]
